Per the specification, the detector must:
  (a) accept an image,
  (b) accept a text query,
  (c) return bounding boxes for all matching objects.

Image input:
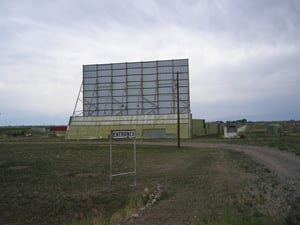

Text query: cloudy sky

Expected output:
[0,0,299,125]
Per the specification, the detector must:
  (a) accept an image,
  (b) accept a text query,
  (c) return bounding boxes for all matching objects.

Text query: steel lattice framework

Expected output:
[81,59,190,117]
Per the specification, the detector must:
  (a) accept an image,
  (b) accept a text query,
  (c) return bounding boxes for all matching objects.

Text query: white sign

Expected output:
[111,130,136,139]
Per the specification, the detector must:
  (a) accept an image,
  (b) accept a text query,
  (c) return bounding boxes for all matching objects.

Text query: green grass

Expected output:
[222,136,300,155]
[235,121,300,154]
[1,142,297,225]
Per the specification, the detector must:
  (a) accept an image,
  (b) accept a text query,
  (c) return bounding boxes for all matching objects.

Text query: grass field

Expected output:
[186,135,300,155]
[231,136,300,155]
[1,141,298,225]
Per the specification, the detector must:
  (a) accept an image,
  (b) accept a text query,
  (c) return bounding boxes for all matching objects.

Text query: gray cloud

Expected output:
[0,0,299,125]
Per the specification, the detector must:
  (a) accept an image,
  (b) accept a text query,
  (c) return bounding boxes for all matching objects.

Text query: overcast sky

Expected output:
[1,0,300,125]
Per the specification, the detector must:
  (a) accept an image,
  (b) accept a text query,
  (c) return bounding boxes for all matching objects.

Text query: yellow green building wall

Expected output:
[66,113,191,139]
[191,119,206,137]
[206,122,223,136]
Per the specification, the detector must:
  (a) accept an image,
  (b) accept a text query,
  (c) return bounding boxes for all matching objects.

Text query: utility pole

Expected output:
[176,71,180,148]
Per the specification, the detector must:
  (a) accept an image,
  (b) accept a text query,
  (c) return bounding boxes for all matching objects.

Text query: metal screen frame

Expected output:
[83,59,190,117]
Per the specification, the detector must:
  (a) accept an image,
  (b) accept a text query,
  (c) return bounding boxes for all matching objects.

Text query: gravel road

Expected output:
[138,141,300,196]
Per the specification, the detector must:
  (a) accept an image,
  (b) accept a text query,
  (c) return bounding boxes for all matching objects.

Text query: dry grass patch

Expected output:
[0,143,295,225]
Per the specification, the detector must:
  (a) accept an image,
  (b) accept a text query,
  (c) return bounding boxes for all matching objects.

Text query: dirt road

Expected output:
[139,141,300,196]
[191,142,300,193]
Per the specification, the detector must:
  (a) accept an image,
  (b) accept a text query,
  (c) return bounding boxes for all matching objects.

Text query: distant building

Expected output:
[50,126,68,137]
[223,123,238,138]
[191,119,206,137]
[206,121,223,136]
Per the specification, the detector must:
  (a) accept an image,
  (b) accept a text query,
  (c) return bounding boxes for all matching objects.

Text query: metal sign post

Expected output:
[110,130,136,187]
